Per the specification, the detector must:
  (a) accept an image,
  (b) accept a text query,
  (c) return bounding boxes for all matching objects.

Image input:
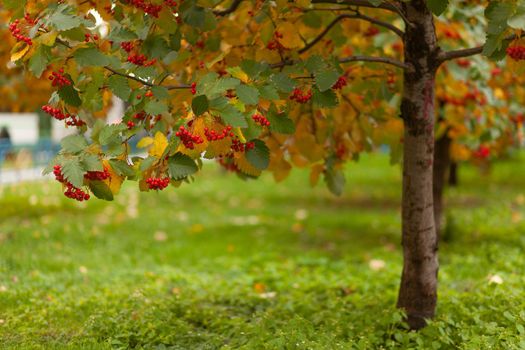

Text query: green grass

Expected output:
[0,153,524,349]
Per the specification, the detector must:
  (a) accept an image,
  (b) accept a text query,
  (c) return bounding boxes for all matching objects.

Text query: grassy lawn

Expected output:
[0,153,524,349]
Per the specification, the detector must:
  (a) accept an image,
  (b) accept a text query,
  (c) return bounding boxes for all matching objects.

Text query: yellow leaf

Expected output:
[277,22,303,49]
[11,42,30,62]
[39,32,58,46]
[234,153,262,177]
[309,164,324,187]
[137,136,154,148]
[149,132,168,158]
[228,66,249,83]
[103,160,123,195]
[233,127,246,143]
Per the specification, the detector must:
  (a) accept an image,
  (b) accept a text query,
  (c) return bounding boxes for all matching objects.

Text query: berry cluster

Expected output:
[190,82,197,95]
[175,125,204,149]
[53,165,66,183]
[65,184,90,201]
[507,46,525,61]
[145,90,154,98]
[127,53,156,66]
[252,113,270,127]
[42,105,85,127]
[231,139,255,152]
[121,41,134,53]
[127,121,135,129]
[8,19,32,45]
[134,111,147,120]
[164,0,178,6]
[290,88,312,103]
[84,33,99,42]
[267,31,285,51]
[128,0,163,17]
[204,125,234,141]
[474,145,490,159]
[49,69,71,87]
[332,76,348,90]
[84,168,110,181]
[146,177,170,190]
[53,165,90,201]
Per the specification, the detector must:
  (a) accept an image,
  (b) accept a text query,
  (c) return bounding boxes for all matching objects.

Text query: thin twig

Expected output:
[299,13,403,54]
[438,34,518,63]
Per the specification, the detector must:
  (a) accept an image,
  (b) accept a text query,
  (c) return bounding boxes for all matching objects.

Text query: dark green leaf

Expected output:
[426,0,449,16]
[88,180,114,201]
[315,70,340,92]
[245,139,269,170]
[325,168,345,196]
[58,84,82,107]
[192,95,209,116]
[145,100,168,115]
[29,45,51,78]
[108,159,135,177]
[168,153,198,180]
[270,73,296,93]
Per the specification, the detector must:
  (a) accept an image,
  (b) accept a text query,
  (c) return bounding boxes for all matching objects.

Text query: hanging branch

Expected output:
[299,13,403,54]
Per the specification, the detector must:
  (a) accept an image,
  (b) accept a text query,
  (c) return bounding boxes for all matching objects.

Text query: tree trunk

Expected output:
[448,162,458,186]
[397,0,440,330]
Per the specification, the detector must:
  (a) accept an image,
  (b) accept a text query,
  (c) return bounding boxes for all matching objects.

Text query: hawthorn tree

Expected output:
[4,0,525,329]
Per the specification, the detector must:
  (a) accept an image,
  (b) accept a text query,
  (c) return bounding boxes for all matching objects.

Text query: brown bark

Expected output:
[397,0,440,330]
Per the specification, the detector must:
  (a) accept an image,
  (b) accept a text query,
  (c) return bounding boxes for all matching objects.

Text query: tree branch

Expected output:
[299,13,403,53]
[270,55,408,70]
[104,66,190,90]
[311,0,413,26]
[438,34,518,63]
[213,0,243,16]
[339,55,409,69]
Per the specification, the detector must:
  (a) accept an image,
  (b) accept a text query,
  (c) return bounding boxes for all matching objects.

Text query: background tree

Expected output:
[4,0,525,329]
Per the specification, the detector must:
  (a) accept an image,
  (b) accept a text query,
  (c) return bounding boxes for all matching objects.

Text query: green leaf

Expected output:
[61,158,85,188]
[240,60,268,78]
[61,135,88,154]
[145,100,168,115]
[270,73,296,93]
[99,124,126,145]
[74,47,110,67]
[245,139,269,170]
[267,113,295,135]
[29,45,51,78]
[426,0,449,16]
[215,104,247,127]
[315,70,340,92]
[108,75,131,101]
[168,153,198,180]
[325,168,345,196]
[140,156,156,171]
[48,9,83,31]
[88,180,114,201]
[313,88,338,108]
[80,153,103,171]
[258,84,279,100]
[192,95,209,116]
[58,84,82,107]
[236,84,260,105]
[108,159,135,177]
[508,5,525,30]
